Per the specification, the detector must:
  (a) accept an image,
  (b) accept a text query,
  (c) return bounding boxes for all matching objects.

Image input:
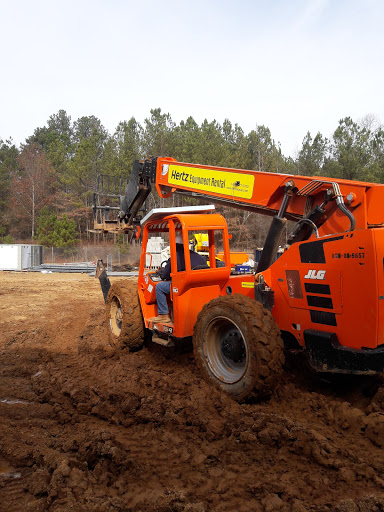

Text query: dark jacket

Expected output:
[161,244,207,281]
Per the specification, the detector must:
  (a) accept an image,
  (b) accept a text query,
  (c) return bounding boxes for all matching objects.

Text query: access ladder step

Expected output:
[151,335,175,347]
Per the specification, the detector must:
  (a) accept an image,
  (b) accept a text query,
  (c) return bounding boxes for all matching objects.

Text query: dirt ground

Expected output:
[1,273,384,512]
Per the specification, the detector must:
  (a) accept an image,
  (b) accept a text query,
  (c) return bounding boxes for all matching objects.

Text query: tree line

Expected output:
[0,109,383,247]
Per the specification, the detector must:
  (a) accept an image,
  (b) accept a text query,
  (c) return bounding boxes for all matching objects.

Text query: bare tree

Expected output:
[10,144,56,238]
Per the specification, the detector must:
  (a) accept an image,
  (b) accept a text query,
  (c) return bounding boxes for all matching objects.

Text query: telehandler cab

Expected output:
[97,204,283,400]
[94,156,384,400]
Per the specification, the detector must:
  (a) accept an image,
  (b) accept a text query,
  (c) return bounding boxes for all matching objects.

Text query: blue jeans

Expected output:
[156,280,171,314]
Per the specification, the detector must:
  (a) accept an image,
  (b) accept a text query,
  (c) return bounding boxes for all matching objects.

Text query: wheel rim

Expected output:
[110,296,123,336]
[203,316,248,384]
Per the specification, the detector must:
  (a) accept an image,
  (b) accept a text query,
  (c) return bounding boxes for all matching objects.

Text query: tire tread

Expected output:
[193,294,284,400]
[105,280,144,349]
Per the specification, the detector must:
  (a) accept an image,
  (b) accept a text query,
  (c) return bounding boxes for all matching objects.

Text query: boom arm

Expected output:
[93,156,384,257]
[154,157,378,231]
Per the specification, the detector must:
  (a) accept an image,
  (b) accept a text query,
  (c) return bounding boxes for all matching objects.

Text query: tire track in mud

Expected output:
[0,477,29,512]
[0,347,54,512]
[25,345,384,511]
[2,274,384,510]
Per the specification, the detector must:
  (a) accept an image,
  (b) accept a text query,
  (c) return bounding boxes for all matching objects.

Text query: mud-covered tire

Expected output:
[193,294,285,401]
[106,280,144,349]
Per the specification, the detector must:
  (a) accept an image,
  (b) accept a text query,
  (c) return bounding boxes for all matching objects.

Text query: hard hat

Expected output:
[175,232,184,244]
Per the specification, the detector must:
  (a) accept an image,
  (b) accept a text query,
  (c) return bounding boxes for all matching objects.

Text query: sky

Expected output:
[0,0,383,157]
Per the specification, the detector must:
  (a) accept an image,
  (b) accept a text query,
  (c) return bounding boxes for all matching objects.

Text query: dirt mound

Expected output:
[1,273,384,511]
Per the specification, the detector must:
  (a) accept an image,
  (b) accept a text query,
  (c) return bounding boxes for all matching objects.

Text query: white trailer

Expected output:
[0,244,43,271]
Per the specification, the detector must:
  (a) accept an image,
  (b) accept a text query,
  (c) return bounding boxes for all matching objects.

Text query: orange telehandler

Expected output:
[94,156,384,399]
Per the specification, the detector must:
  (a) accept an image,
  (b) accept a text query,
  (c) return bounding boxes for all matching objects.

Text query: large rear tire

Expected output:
[193,294,284,400]
[106,280,144,349]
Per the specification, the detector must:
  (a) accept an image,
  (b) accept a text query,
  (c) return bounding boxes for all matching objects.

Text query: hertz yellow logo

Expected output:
[168,165,254,199]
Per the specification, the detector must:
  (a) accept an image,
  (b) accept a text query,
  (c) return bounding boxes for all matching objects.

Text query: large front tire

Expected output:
[193,294,284,400]
[106,281,144,349]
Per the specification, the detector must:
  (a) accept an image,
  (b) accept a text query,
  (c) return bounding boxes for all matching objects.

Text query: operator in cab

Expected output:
[150,231,207,323]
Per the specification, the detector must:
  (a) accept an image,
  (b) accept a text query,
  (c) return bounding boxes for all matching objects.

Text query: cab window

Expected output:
[188,229,225,269]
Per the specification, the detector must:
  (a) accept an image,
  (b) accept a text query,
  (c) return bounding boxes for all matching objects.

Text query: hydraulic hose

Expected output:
[332,183,356,231]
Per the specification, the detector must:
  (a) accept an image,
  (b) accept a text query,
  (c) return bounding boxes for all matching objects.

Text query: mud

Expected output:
[1,272,384,511]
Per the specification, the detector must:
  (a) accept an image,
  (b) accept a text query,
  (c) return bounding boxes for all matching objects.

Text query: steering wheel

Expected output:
[151,260,168,279]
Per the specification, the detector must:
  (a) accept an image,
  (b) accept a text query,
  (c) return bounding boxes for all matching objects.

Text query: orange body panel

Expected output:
[265,229,384,350]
